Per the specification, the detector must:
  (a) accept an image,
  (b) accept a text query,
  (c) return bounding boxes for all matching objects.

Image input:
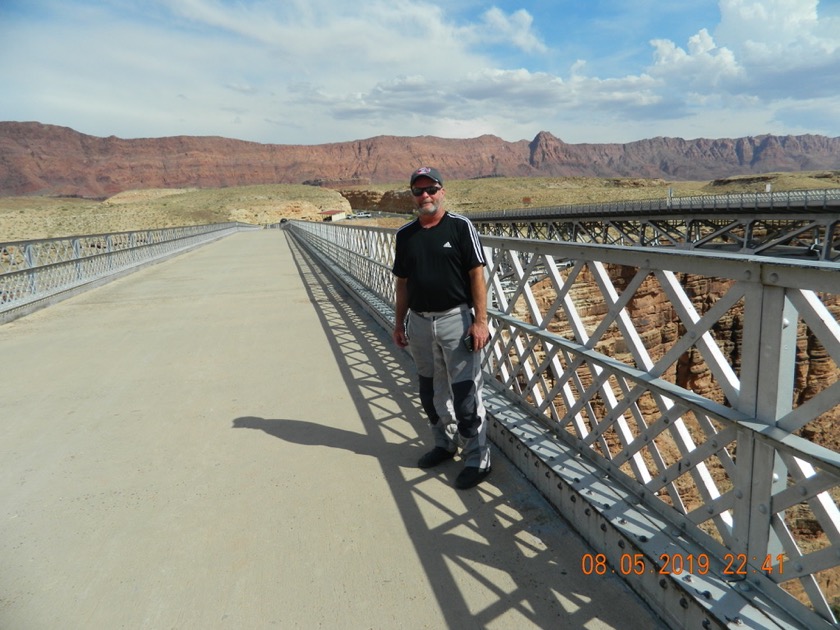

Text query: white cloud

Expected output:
[648,29,744,90]
[1,0,839,145]
[653,0,840,84]
[468,7,548,54]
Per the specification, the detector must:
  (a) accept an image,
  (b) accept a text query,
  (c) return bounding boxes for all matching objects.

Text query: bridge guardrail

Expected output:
[287,218,840,630]
[467,187,840,220]
[0,223,255,323]
[467,188,840,262]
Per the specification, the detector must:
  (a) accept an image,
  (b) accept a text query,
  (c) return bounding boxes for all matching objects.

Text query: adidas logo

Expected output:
[443,241,452,248]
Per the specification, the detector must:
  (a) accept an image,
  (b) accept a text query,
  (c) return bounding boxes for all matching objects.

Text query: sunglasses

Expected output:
[411,185,442,197]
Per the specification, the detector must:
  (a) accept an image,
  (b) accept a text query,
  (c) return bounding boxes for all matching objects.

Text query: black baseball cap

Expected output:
[409,166,443,187]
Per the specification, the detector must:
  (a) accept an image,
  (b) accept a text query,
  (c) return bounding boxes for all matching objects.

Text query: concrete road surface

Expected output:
[1,230,666,629]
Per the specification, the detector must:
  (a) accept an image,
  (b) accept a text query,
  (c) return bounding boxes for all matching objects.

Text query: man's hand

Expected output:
[468,320,490,351]
[394,326,409,348]
[467,265,490,352]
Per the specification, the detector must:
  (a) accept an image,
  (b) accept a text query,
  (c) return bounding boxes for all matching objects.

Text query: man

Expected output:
[392,166,492,489]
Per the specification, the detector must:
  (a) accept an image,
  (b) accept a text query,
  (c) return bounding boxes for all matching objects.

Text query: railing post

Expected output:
[733,282,797,568]
[73,237,82,280]
[24,243,37,297]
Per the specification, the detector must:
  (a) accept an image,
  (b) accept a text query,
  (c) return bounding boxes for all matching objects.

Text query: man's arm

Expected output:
[468,266,490,351]
[393,276,409,348]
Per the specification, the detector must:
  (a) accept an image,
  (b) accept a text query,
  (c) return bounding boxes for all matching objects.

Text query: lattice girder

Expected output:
[289,219,840,627]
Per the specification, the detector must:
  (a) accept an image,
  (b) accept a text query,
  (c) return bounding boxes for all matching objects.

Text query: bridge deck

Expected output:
[1,230,665,629]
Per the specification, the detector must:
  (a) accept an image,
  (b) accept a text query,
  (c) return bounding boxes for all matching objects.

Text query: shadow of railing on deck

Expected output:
[232,232,664,629]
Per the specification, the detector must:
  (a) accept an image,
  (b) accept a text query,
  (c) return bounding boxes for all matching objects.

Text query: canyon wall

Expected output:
[2,122,839,198]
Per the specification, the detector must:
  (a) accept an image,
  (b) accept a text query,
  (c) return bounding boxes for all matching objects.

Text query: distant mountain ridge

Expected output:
[1,121,839,198]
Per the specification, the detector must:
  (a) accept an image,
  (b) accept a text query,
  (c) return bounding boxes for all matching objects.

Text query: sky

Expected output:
[1,0,839,146]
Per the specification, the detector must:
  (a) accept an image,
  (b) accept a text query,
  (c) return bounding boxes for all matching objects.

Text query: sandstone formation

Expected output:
[377,190,416,213]
[336,189,384,211]
[2,122,840,198]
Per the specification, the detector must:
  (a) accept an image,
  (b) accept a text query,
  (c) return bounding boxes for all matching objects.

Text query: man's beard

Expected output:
[416,201,440,215]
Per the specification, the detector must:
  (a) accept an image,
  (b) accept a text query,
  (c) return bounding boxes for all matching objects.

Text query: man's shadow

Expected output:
[231,416,411,466]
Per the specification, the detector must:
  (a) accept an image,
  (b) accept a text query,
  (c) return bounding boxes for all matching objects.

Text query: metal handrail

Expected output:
[287,219,840,629]
[1,222,256,322]
[467,188,840,220]
[467,189,840,262]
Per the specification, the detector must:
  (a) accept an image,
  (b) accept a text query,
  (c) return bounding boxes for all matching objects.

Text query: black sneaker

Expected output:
[454,466,491,489]
[417,447,456,469]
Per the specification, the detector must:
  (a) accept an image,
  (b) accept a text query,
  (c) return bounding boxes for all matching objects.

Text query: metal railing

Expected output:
[468,189,840,262]
[287,219,840,629]
[1,223,254,323]
[467,188,840,220]
[473,213,840,262]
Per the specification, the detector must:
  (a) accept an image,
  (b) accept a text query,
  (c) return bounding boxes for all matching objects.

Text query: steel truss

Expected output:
[473,213,840,262]
[469,189,840,262]
[289,219,840,629]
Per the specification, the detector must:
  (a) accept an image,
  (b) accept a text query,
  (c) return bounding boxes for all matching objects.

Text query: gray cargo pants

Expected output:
[406,305,491,470]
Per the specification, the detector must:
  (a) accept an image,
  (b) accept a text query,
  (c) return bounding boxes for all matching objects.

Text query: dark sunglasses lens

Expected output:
[412,186,440,196]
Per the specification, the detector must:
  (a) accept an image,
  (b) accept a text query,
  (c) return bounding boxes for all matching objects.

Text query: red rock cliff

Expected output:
[2,122,839,197]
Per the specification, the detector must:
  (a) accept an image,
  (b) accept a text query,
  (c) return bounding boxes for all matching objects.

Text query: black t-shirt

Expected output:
[392,212,486,312]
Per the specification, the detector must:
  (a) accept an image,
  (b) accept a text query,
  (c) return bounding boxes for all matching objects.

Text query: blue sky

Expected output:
[1,0,839,145]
